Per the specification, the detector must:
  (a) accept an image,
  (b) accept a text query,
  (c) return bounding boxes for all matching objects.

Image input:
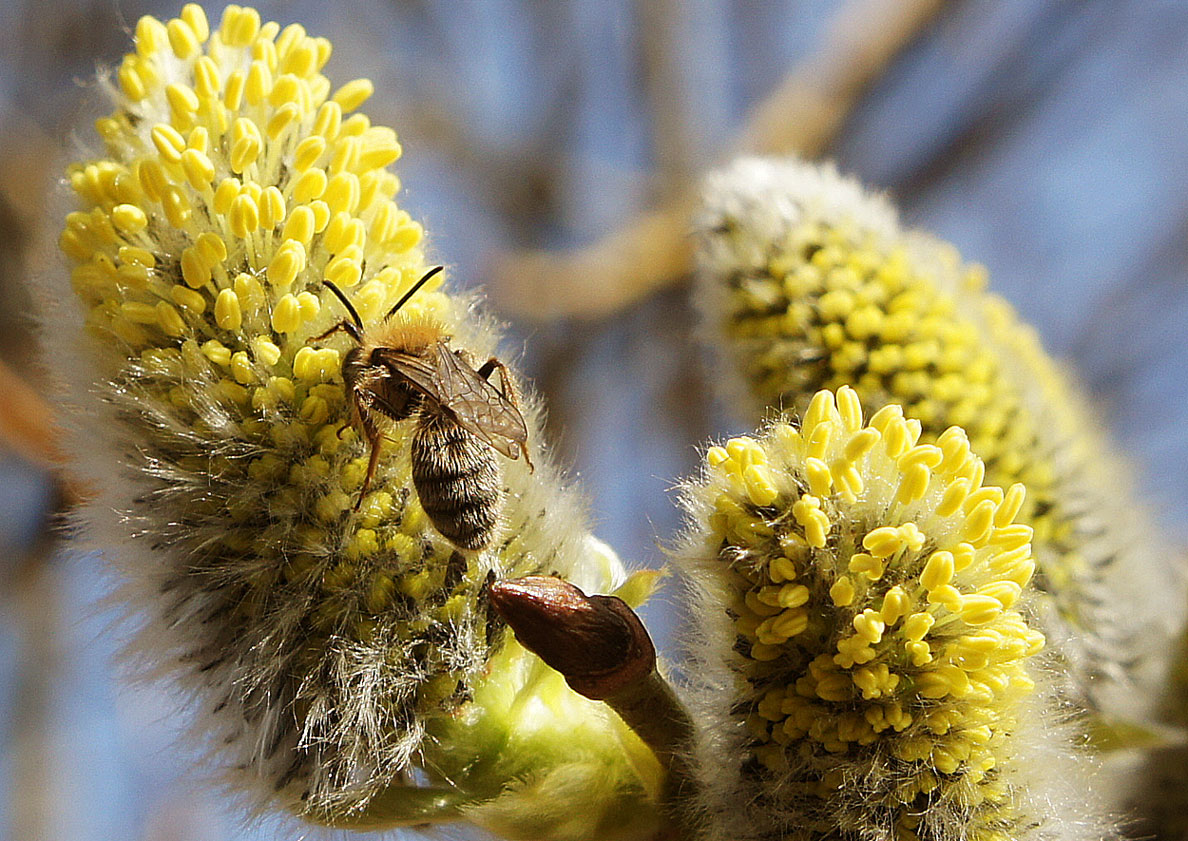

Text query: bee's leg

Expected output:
[309,320,357,343]
[477,357,534,473]
[354,401,384,509]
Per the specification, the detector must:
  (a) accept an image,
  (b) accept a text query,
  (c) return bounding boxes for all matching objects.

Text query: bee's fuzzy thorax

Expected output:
[366,319,448,356]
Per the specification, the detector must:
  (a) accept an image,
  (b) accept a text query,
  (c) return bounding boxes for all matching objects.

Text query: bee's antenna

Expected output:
[322,280,364,340]
[385,265,445,320]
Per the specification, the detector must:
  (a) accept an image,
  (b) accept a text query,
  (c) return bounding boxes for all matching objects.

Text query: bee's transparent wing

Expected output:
[372,344,528,459]
[430,342,528,458]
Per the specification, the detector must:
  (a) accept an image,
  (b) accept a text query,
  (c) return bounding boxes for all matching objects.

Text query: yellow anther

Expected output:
[118,246,154,267]
[358,127,402,169]
[110,204,148,234]
[220,5,260,46]
[961,595,1005,625]
[170,285,206,314]
[895,462,931,504]
[231,135,261,172]
[920,551,954,591]
[155,301,186,337]
[990,524,1032,551]
[300,395,330,426]
[744,464,779,507]
[882,417,908,458]
[167,17,202,59]
[978,581,1021,609]
[333,78,374,112]
[815,674,852,702]
[802,389,837,432]
[121,301,159,324]
[805,457,833,497]
[750,642,782,662]
[806,421,832,461]
[829,576,855,606]
[791,495,829,548]
[268,73,303,107]
[246,60,273,105]
[180,4,209,42]
[212,178,241,216]
[271,293,302,333]
[223,70,246,110]
[848,552,885,581]
[868,403,903,434]
[267,102,301,139]
[853,609,885,644]
[907,640,932,666]
[214,288,242,330]
[201,339,231,366]
[267,240,306,288]
[294,136,326,172]
[926,585,963,610]
[292,167,327,202]
[324,171,361,214]
[899,444,943,470]
[193,56,221,99]
[229,194,259,238]
[195,232,227,265]
[726,436,761,466]
[962,499,997,544]
[843,428,880,462]
[769,556,798,584]
[995,483,1026,527]
[902,611,934,642]
[964,486,1004,512]
[936,477,971,517]
[230,351,256,385]
[178,148,214,189]
[151,123,187,163]
[118,60,148,101]
[835,385,863,431]
[706,446,729,468]
[250,337,282,367]
[297,291,321,321]
[917,665,970,699]
[863,526,904,559]
[258,186,286,229]
[324,255,362,288]
[166,83,200,117]
[313,101,343,140]
[880,586,909,625]
[180,247,210,289]
[135,15,169,57]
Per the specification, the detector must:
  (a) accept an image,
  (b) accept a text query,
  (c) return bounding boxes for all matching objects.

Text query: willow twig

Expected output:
[492,0,946,321]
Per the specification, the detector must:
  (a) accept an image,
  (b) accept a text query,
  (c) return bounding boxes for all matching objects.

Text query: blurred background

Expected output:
[1,1,1187,838]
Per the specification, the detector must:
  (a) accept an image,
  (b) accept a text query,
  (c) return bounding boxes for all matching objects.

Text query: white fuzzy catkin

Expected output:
[671,388,1114,841]
[692,156,1184,729]
[45,6,656,831]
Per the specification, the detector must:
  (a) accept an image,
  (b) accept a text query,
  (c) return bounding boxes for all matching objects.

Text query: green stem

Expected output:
[604,670,698,839]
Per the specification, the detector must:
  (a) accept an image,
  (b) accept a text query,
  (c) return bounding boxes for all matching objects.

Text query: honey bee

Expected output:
[312,266,532,550]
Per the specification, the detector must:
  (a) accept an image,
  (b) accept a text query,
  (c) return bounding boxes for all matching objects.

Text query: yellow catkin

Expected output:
[680,387,1044,840]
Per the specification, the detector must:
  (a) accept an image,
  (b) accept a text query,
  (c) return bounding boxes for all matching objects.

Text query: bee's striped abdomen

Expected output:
[410,412,503,550]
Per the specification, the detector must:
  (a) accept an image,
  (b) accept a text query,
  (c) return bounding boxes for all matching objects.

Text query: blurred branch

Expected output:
[0,359,86,506]
[491,0,946,321]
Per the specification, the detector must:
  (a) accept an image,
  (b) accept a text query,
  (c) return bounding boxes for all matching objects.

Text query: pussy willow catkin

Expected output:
[693,157,1182,725]
[673,387,1110,841]
[51,6,659,835]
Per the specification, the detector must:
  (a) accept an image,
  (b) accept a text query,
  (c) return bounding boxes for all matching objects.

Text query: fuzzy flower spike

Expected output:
[693,157,1184,729]
[674,387,1110,841]
[51,6,661,836]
